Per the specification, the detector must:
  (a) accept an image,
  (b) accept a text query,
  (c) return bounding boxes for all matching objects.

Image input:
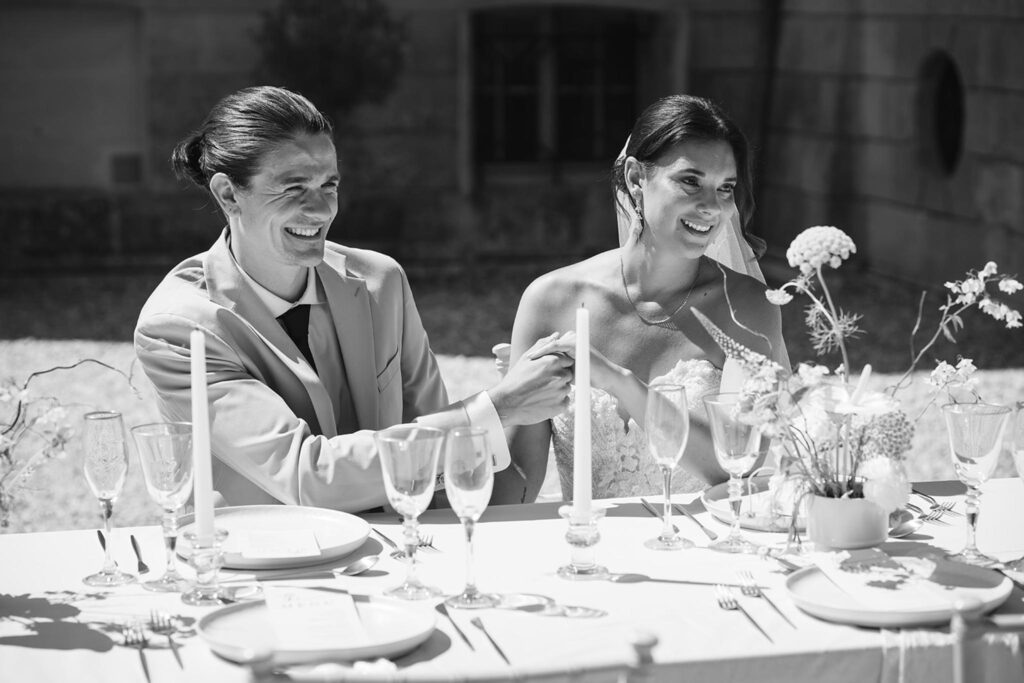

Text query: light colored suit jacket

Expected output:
[135,230,463,512]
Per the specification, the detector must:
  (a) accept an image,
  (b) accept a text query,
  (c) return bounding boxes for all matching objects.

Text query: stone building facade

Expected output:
[0,0,1021,285]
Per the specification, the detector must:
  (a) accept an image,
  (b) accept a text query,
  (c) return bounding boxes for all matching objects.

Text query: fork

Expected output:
[418,533,439,552]
[906,502,951,525]
[715,585,773,643]
[911,488,963,517]
[130,535,150,575]
[149,610,183,669]
[123,623,151,683]
[737,570,795,628]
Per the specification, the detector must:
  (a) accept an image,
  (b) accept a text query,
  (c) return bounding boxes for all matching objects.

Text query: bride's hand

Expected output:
[525,331,628,396]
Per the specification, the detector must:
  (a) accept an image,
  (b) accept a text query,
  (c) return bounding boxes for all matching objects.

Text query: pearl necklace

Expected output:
[619,258,697,328]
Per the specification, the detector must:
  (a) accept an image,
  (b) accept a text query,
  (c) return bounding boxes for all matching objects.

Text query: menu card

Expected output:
[236,529,320,559]
[265,587,369,651]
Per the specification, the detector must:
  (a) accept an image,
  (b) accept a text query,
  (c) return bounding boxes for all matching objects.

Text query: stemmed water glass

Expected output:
[704,393,767,553]
[81,411,135,586]
[131,422,194,592]
[644,383,694,551]
[942,402,1011,568]
[376,424,446,599]
[444,427,498,609]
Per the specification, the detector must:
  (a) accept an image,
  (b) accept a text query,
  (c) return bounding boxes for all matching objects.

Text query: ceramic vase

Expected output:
[806,495,887,550]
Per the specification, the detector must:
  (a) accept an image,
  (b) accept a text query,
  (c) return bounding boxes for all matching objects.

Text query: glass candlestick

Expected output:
[557,506,608,580]
[181,528,228,606]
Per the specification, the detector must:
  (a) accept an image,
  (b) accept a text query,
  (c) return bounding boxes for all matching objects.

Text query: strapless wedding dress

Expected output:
[551,359,722,500]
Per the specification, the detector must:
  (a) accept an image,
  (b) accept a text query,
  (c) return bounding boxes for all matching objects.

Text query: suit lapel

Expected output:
[319,249,380,431]
[204,231,337,437]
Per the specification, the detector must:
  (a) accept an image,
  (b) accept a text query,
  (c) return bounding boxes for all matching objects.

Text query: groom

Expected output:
[134,85,572,513]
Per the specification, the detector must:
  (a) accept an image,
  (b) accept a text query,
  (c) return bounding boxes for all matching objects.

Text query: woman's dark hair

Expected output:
[612,94,765,257]
[171,86,333,190]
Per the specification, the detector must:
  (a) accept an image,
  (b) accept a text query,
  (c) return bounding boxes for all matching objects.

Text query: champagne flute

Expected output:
[704,393,766,553]
[376,424,445,599]
[644,382,694,551]
[131,422,194,592]
[942,402,1010,568]
[1008,404,1024,573]
[444,427,498,609]
[81,411,135,586]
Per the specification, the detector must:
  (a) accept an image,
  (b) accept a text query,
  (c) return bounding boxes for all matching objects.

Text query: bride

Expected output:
[493,94,790,504]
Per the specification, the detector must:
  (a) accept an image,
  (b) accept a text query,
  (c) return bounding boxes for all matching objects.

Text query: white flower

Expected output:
[980,261,998,278]
[927,361,955,387]
[1007,309,1023,329]
[858,457,910,513]
[796,363,829,386]
[37,406,67,426]
[979,297,1003,319]
[998,278,1022,294]
[785,226,857,275]
[944,280,961,294]
[955,357,976,375]
[765,288,793,305]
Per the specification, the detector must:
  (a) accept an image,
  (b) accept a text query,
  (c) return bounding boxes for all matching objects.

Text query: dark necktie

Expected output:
[278,304,317,373]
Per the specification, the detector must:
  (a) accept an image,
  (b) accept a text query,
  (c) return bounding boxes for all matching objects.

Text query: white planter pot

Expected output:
[806,495,887,550]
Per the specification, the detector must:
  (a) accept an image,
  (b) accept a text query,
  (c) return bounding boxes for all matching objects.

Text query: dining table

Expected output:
[2,478,1023,683]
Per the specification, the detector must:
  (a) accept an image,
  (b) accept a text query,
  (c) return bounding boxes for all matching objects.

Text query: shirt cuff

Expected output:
[464,391,511,472]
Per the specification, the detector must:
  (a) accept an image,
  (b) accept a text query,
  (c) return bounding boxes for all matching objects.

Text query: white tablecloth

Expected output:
[1,479,1022,682]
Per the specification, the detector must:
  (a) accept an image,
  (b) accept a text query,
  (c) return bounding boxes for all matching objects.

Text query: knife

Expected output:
[639,498,682,535]
[672,503,719,541]
[96,529,107,551]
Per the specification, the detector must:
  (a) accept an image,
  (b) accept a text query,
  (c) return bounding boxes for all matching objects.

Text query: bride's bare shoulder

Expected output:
[519,250,618,308]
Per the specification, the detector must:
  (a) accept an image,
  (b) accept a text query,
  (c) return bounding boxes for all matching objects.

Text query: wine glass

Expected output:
[942,402,1010,568]
[644,382,694,551]
[131,422,194,592]
[376,424,445,599]
[81,411,135,586]
[1008,404,1024,573]
[704,393,767,553]
[443,427,498,609]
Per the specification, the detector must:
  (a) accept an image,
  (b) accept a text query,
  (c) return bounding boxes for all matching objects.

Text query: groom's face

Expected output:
[642,139,739,257]
[229,132,340,290]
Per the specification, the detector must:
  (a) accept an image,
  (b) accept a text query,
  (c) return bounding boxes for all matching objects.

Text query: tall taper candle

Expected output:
[573,305,592,521]
[190,328,214,541]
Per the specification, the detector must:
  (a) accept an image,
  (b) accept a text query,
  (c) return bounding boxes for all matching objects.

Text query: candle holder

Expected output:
[181,528,229,606]
[557,505,608,580]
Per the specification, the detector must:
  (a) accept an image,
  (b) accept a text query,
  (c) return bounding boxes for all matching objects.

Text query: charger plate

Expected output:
[199,598,435,664]
[785,559,1012,628]
[178,505,370,570]
[702,478,916,535]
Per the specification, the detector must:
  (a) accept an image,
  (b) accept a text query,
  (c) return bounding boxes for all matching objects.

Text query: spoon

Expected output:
[888,516,924,538]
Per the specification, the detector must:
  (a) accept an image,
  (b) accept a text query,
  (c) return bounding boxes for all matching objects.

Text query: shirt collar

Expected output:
[228,246,322,318]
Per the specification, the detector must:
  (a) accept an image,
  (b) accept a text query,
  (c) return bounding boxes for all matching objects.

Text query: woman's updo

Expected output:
[612,94,764,257]
[171,86,333,191]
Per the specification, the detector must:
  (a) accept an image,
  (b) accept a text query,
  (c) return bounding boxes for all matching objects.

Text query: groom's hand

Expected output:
[488,334,574,426]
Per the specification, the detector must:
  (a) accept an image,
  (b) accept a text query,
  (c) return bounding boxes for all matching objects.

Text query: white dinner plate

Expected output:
[701,476,803,532]
[701,479,917,535]
[198,598,436,665]
[785,558,1012,628]
[178,505,370,570]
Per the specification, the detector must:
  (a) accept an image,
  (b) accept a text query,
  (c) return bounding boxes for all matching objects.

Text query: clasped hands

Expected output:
[488,332,627,426]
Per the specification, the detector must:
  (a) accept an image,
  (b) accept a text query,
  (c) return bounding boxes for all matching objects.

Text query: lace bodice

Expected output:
[551,359,722,500]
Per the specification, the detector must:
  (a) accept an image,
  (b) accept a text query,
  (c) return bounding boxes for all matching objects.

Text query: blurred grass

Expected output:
[2,266,1023,534]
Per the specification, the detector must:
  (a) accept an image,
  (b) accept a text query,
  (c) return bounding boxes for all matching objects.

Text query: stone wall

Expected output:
[759,0,1024,284]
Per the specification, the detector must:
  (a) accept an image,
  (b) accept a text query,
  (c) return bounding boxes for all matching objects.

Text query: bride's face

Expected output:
[635,138,739,257]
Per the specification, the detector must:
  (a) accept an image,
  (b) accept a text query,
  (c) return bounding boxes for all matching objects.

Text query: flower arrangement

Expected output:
[696,225,1022,517]
[0,360,138,528]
